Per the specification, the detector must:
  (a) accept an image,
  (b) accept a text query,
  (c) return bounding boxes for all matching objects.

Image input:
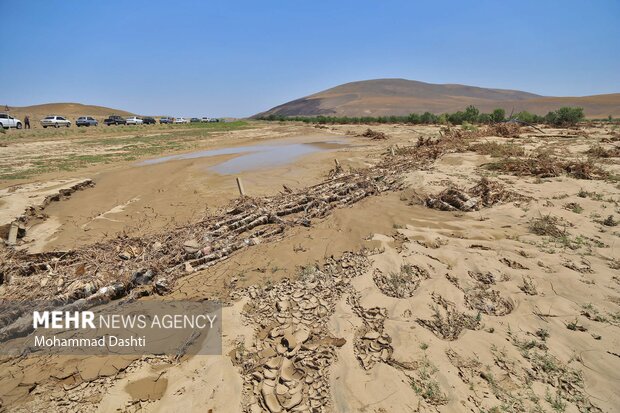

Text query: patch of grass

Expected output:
[545,389,567,412]
[409,357,447,405]
[566,318,587,332]
[581,303,608,322]
[535,328,550,341]
[563,202,583,214]
[520,276,538,295]
[529,214,567,238]
[461,121,478,132]
[0,121,250,180]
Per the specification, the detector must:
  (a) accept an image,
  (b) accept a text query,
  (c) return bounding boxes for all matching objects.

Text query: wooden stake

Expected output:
[236,177,246,197]
[390,146,395,156]
[7,221,18,245]
[334,159,340,167]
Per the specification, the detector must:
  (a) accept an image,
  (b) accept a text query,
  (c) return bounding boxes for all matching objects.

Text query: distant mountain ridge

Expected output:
[256,78,620,118]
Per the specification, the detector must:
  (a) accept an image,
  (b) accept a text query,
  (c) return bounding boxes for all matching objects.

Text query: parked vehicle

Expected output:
[201,117,210,122]
[174,117,189,124]
[190,117,201,123]
[142,117,156,125]
[159,117,173,124]
[40,115,71,128]
[103,115,126,126]
[126,116,144,125]
[209,118,220,122]
[76,116,98,127]
[0,113,22,129]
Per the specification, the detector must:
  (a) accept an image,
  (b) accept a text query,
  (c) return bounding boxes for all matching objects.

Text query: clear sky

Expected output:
[1,0,618,117]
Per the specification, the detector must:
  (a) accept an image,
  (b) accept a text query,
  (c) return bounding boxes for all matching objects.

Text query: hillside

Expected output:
[256,78,620,118]
[6,103,135,121]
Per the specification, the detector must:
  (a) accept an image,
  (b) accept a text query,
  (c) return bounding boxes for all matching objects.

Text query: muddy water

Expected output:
[138,140,348,174]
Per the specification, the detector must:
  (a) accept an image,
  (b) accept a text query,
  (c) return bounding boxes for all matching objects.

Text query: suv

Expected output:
[104,115,126,126]
[76,116,98,127]
[159,117,172,124]
[142,117,156,125]
[125,116,143,125]
[40,116,71,128]
[0,113,23,129]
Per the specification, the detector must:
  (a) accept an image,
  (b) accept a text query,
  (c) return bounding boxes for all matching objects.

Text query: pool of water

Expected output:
[138,140,347,174]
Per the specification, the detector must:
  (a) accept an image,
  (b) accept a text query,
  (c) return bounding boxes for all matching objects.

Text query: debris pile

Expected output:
[486,153,608,179]
[441,123,522,139]
[2,126,473,310]
[487,123,522,138]
[585,145,620,158]
[358,128,387,140]
[425,178,520,212]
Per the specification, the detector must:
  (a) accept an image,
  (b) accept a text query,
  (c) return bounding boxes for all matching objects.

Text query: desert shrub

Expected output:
[513,111,544,124]
[602,215,618,227]
[463,105,480,123]
[529,214,566,238]
[491,108,506,123]
[420,111,439,124]
[544,107,584,127]
[477,113,492,124]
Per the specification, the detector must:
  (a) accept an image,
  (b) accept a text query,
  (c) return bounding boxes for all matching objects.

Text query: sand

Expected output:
[0,121,619,412]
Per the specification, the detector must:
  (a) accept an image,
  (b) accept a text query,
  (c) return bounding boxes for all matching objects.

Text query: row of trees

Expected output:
[258,106,585,127]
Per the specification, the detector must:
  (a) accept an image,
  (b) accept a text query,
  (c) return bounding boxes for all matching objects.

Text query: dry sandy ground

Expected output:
[0,122,619,413]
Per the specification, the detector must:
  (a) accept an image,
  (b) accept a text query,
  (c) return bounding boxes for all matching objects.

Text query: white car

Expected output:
[174,117,189,124]
[40,115,71,128]
[0,113,23,129]
[126,116,144,125]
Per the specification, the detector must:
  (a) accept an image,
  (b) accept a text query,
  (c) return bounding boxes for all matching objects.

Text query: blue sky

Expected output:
[1,0,618,117]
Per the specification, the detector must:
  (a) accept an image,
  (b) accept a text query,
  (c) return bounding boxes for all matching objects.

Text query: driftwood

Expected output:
[0,128,468,336]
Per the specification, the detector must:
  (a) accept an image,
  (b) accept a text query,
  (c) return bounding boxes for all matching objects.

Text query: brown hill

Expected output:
[256,79,620,118]
[6,103,135,122]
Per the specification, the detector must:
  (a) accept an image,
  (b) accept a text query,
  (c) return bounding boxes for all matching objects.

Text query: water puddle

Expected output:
[138,140,347,174]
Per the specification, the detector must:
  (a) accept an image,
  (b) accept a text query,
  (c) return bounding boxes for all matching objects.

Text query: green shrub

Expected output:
[491,108,506,123]
[545,107,584,127]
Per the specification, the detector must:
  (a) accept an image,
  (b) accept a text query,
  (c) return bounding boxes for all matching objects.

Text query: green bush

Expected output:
[515,111,543,124]
[477,113,492,124]
[420,112,438,124]
[544,107,584,126]
[463,105,480,123]
[491,108,505,123]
